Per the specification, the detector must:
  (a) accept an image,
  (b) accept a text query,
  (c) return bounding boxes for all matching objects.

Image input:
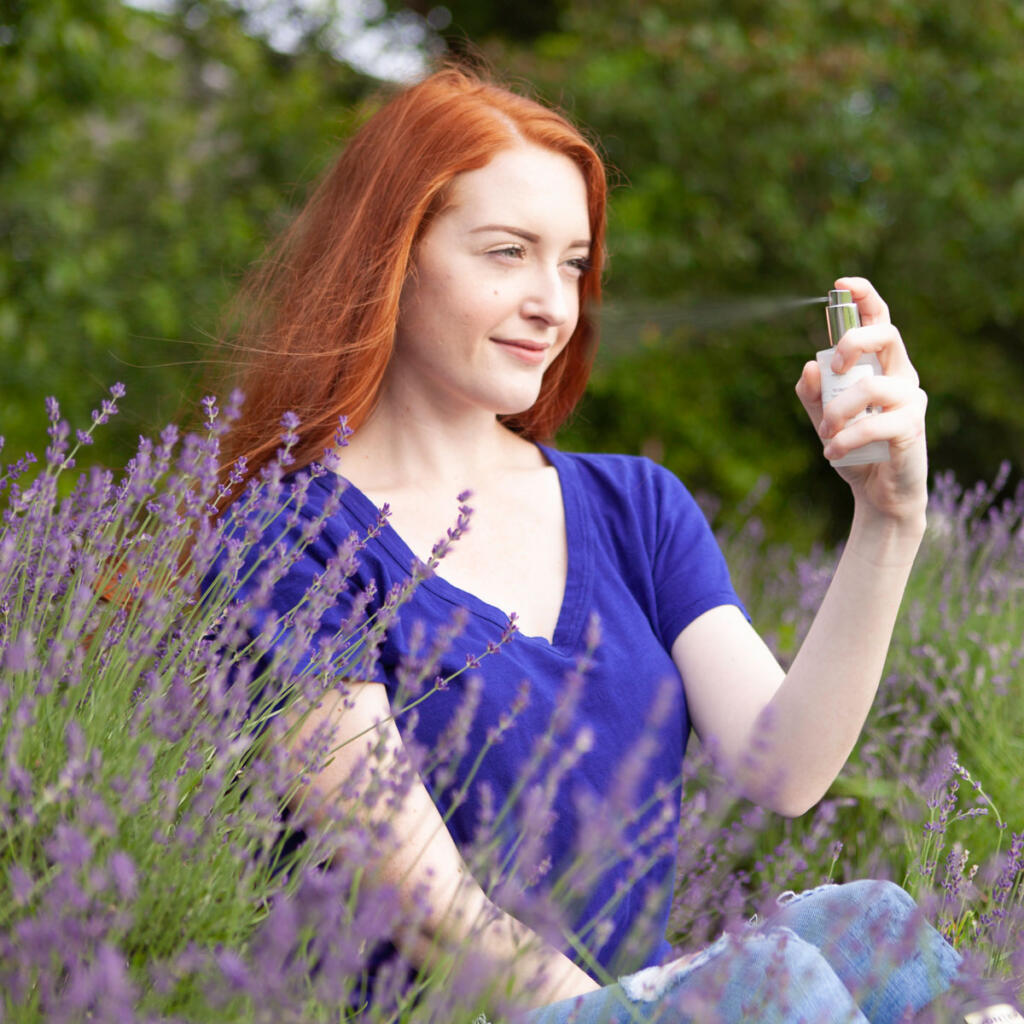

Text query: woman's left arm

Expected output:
[672,277,929,816]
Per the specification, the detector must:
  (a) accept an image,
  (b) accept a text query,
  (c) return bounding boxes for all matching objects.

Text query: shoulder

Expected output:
[543,447,705,523]
[543,446,675,485]
[206,466,395,621]
[215,466,380,572]
[546,447,743,641]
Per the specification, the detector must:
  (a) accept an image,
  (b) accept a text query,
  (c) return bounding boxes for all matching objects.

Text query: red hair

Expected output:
[216,66,607,492]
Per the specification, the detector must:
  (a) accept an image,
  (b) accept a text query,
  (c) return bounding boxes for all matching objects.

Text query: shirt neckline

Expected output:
[321,443,592,652]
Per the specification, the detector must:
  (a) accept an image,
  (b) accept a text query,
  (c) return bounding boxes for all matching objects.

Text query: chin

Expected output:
[492,392,543,419]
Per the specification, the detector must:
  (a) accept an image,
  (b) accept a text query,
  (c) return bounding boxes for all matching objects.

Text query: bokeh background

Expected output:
[3,0,1023,544]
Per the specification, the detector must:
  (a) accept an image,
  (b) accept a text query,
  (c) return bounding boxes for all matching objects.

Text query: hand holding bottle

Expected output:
[795,276,928,531]
[816,288,890,468]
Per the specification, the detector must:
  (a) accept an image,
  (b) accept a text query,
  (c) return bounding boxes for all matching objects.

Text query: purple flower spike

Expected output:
[334,415,353,448]
[3,632,34,673]
[44,824,93,871]
[3,393,1024,1022]
[9,865,33,906]
[201,395,219,429]
[108,852,138,901]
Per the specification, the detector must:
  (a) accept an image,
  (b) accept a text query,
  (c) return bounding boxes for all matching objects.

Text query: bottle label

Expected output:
[816,353,881,419]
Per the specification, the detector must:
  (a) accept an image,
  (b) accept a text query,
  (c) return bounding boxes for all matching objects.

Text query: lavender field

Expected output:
[1,394,1021,1022]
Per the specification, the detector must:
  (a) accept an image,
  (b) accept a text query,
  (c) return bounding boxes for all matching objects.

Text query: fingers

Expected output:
[806,278,927,466]
[830,277,916,378]
[795,359,824,430]
[818,377,928,462]
[834,276,890,326]
[817,372,913,432]
[829,322,919,383]
[823,401,927,463]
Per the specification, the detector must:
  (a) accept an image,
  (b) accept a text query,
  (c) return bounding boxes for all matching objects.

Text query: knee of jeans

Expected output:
[721,928,856,1010]
[619,934,731,1003]
[779,879,917,924]
[774,878,935,960]
[708,929,835,991]
[834,879,916,914]
[622,928,844,1017]
[747,927,827,970]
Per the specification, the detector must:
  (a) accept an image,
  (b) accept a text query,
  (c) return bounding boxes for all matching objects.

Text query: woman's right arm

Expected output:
[285,681,601,1008]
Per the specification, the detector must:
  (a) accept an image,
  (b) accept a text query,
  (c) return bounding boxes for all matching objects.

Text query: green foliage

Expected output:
[0,0,375,466]
[487,0,1024,540]
[393,0,566,44]
[4,0,1024,541]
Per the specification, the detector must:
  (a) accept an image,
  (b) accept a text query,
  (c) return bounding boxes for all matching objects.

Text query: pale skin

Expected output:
[287,142,929,1007]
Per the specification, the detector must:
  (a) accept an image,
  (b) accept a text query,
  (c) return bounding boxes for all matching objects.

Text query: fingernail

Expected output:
[823,442,836,459]
[831,355,844,373]
[818,421,832,440]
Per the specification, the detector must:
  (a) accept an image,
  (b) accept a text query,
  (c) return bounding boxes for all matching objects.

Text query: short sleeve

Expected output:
[206,476,391,697]
[647,461,748,647]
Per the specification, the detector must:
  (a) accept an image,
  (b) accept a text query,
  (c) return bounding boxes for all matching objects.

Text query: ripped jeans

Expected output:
[523,880,962,1024]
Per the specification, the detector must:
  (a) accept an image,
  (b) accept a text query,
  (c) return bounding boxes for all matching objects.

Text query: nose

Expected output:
[521,264,574,329]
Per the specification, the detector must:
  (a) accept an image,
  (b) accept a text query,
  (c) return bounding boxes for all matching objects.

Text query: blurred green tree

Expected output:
[0,0,374,462]
[472,0,1024,540]
[388,0,567,44]
[3,0,1023,543]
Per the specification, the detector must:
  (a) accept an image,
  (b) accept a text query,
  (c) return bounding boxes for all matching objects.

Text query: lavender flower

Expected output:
[3,391,1024,1021]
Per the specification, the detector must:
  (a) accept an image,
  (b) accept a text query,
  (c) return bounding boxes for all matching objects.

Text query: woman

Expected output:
[213,67,961,1022]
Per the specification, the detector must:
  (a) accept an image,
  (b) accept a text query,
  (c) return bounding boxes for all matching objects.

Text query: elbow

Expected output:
[764,779,830,818]
[739,773,827,818]
[768,792,821,819]
[718,745,830,818]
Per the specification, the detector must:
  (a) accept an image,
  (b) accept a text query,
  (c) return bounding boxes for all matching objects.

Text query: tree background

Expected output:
[3,0,1023,543]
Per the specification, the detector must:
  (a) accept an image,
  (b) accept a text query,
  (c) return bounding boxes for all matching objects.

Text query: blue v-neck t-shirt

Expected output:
[216,445,745,977]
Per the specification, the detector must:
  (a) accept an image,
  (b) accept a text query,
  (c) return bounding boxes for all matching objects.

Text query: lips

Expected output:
[491,338,551,367]
[492,338,548,352]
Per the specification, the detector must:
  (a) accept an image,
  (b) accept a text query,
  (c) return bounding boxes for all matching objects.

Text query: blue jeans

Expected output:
[523,880,962,1024]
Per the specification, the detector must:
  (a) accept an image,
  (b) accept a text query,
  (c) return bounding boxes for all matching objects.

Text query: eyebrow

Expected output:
[470,224,591,249]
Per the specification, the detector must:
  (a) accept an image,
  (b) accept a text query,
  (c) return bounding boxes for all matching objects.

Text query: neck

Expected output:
[333,386,538,494]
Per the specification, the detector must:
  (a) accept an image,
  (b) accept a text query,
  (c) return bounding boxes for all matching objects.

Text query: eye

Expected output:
[488,244,527,260]
[564,256,593,277]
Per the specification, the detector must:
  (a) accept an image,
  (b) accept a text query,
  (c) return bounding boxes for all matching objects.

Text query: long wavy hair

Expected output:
[215,66,607,495]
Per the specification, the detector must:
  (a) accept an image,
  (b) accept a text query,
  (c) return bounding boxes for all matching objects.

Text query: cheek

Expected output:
[403,276,467,341]
[456,284,507,330]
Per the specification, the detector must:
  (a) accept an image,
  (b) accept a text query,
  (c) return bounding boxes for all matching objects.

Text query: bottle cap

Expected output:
[826,289,860,347]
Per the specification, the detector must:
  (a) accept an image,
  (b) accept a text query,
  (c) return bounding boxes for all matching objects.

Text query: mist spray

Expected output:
[816,289,890,468]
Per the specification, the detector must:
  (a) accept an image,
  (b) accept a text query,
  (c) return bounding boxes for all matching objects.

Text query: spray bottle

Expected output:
[815,289,890,468]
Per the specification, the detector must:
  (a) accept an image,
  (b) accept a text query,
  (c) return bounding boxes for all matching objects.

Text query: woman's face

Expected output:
[389,144,592,421]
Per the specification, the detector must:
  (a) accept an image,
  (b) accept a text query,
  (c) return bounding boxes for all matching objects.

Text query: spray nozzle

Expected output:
[825,289,860,347]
